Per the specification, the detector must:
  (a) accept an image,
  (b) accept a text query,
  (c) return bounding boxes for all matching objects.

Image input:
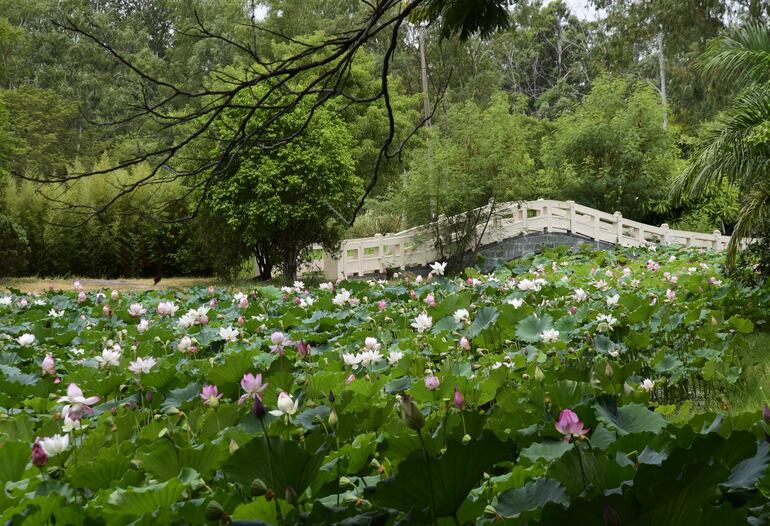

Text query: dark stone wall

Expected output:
[476,232,615,272]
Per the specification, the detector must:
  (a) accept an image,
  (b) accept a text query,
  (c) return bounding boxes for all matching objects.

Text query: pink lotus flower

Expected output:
[41,353,56,376]
[424,293,436,307]
[102,304,111,317]
[424,375,440,391]
[200,385,223,406]
[31,439,48,467]
[237,315,245,326]
[377,300,387,310]
[296,341,310,358]
[665,288,676,302]
[58,383,99,420]
[77,291,86,303]
[238,373,268,405]
[209,298,218,308]
[346,374,356,384]
[460,336,471,350]
[453,386,464,409]
[238,297,249,309]
[554,409,589,441]
[269,331,293,355]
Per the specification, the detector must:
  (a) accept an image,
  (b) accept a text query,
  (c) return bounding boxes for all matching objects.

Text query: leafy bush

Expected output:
[0,213,29,275]
[542,74,683,221]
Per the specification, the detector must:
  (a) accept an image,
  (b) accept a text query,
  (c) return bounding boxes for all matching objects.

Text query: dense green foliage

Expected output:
[209,88,360,281]
[0,0,766,278]
[675,24,770,266]
[1,247,770,523]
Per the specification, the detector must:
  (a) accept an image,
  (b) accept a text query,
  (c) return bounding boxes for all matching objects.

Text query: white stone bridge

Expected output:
[318,199,731,280]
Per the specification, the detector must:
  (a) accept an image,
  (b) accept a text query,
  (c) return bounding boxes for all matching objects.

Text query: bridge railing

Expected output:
[322,199,733,280]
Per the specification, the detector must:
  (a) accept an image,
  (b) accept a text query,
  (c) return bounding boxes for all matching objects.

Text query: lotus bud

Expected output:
[378,300,387,310]
[31,440,48,467]
[605,363,613,378]
[285,485,298,505]
[397,394,424,430]
[250,479,268,496]
[328,407,339,427]
[764,404,770,423]
[460,336,471,350]
[462,433,472,444]
[328,390,335,403]
[110,290,119,301]
[535,367,545,383]
[204,500,226,522]
[237,315,245,326]
[453,386,464,409]
[251,396,266,420]
[603,503,621,526]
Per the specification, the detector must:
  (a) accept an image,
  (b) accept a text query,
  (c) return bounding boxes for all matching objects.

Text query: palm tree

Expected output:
[673,25,770,264]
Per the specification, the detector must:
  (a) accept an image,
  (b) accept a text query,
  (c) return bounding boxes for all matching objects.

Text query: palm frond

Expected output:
[727,187,770,264]
[701,24,770,87]
[411,0,512,40]
[673,86,770,201]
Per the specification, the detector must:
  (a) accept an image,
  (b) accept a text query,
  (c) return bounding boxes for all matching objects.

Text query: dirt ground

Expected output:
[2,277,214,294]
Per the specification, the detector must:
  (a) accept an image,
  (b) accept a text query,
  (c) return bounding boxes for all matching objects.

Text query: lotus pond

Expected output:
[2,246,770,525]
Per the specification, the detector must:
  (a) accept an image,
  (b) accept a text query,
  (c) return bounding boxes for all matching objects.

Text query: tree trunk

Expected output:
[656,31,667,130]
[418,25,432,127]
[281,245,299,283]
[254,244,273,281]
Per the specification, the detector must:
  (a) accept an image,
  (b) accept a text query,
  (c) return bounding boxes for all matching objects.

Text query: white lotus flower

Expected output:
[40,434,69,456]
[342,352,362,369]
[573,288,588,302]
[540,328,560,343]
[127,303,146,317]
[332,289,351,306]
[606,294,620,307]
[319,282,334,290]
[128,356,157,374]
[453,309,470,324]
[518,279,536,291]
[411,312,433,333]
[640,378,655,392]
[233,292,247,304]
[364,337,381,351]
[293,281,305,290]
[596,313,618,327]
[177,335,193,352]
[219,326,239,342]
[17,333,35,347]
[137,319,150,333]
[429,261,447,276]
[387,350,404,365]
[360,349,383,367]
[62,416,81,433]
[96,348,122,368]
[177,312,196,329]
[299,296,315,308]
[156,301,178,317]
[48,308,64,318]
[507,298,525,309]
[0,296,12,306]
[269,391,299,417]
